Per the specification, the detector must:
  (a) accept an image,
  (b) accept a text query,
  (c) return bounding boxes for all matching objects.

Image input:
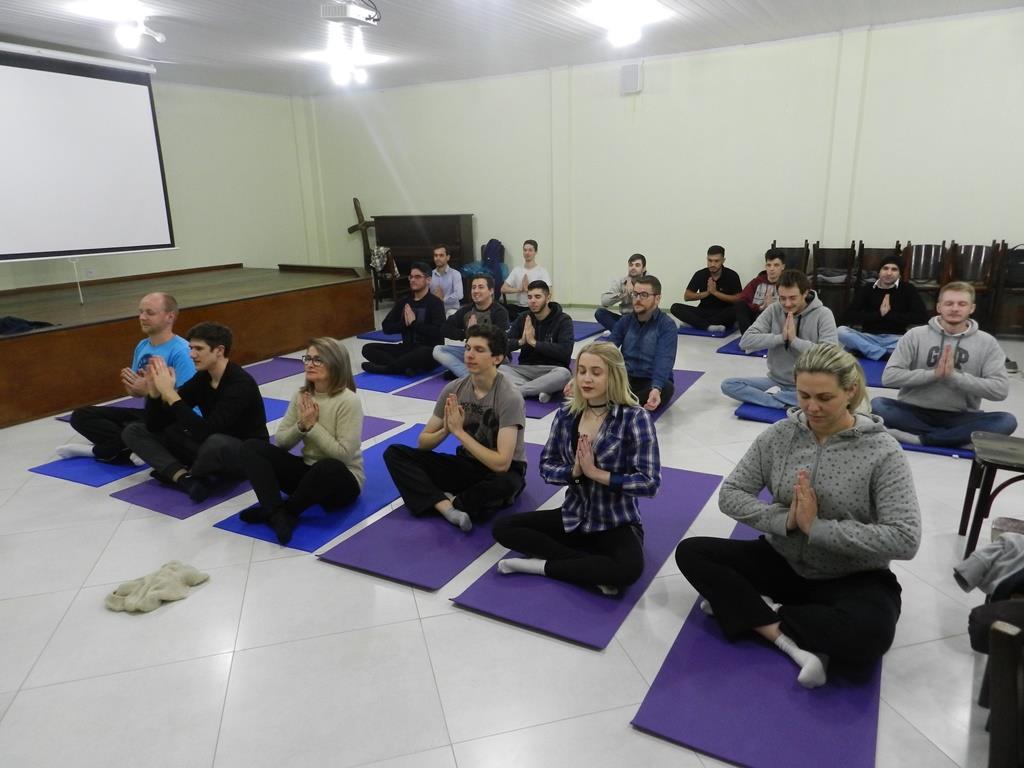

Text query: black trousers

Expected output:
[493,508,645,588]
[675,536,902,671]
[735,303,762,334]
[628,377,675,411]
[383,443,525,519]
[362,342,437,374]
[121,421,246,480]
[669,303,736,330]
[239,439,360,517]
[69,405,144,462]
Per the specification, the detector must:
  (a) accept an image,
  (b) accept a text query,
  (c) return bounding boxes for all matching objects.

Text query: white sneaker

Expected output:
[55,443,94,459]
[708,325,726,334]
[538,392,552,403]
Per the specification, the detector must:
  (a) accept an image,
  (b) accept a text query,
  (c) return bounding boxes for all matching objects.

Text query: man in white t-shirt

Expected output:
[501,239,552,319]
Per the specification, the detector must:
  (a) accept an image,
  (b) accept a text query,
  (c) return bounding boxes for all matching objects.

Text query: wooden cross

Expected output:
[347,197,375,269]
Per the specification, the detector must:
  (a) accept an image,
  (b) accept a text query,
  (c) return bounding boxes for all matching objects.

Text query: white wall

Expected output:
[313,8,1024,305]
[0,82,316,289]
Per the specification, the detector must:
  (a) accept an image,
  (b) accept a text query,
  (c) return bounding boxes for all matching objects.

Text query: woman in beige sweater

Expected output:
[239,338,365,544]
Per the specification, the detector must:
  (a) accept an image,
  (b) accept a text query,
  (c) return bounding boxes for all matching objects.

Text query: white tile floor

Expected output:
[0,307,1021,768]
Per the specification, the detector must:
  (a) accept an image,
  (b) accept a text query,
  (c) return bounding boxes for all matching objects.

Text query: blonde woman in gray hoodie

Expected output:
[677,343,921,688]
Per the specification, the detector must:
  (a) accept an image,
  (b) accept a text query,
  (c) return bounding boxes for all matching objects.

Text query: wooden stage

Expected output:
[0,264,374,428]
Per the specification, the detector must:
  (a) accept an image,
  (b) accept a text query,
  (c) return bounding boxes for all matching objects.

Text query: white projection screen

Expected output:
[0,50,174,262]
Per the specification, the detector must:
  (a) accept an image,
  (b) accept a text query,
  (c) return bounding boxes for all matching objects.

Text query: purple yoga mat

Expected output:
[631,522,882,768]
[245,357,306,385]
[451,467,722,649]
[108,415,402,520]
[318,443,554,590]
[397,370,702,420]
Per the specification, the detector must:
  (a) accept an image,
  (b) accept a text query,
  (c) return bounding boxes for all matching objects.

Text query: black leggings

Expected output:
[383,443,525,519]
[240,439,360,517]
[628,377,675,411]
[493,508,645,588]
[675,535,901,671]
[669,303,736,330]
[362,342,436,374]
[70,405,144,462]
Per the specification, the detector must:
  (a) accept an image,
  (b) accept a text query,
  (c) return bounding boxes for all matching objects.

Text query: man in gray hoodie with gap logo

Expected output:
[871,281,1017,447]
[721,270,838,409]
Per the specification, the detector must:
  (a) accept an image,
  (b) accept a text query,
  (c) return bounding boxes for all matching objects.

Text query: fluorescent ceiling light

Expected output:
[577,0,673,47]
[66,0,154,23]
[302,25,388,67]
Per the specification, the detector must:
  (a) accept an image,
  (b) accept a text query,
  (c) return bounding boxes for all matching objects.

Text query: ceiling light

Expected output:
[304,22,387,86]
[114,20,142,48]
[577,0,672,47]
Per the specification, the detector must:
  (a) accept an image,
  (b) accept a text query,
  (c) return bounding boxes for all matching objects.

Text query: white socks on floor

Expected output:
[773,632,828,688]
[56,443,93,459]
[498,557,546,575]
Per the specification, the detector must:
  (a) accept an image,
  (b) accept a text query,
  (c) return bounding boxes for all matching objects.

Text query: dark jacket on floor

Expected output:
[507,301,574,368]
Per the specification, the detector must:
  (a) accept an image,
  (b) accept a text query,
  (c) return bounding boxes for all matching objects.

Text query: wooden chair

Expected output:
[993,242,1024,337]
[856,241,903,286]
[902,241,951,311]
[988,619,1024,768]
[959,432,1024,557]
[810,240,856,318]
[949,240,999,329]
[770,239,810,272]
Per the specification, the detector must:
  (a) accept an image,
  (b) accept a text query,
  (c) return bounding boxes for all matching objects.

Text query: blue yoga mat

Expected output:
[29,456,147,488]
[631,522,882,768]
[901,443,974,460]
[572,320,604,341]
[451,467,722,649]
[354,368,443,393]
[734,403,788,424]
[214,423,422,551]
[678,325,734,338]
[715,337,766,357]
[356,329,402,342]
[859,358,889,388]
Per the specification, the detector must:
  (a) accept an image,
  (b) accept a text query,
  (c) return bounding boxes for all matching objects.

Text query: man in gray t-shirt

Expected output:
[384,325,527,532]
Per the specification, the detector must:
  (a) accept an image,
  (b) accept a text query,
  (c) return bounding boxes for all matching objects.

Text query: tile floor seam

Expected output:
[233,614,426,655]
[417,615,456,749]
[210,555,254,768]
[16,650,235,693]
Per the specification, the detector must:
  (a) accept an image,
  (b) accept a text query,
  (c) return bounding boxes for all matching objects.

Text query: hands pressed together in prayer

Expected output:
[786,469,818,535]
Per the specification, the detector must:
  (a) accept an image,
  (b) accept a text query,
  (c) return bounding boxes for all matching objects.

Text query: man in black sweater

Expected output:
[837,255,928,359]
[122,321,269,501]
[670,244,743,331]
[362,261,446,375]
[503,281,574,402]
[433,274,510,378]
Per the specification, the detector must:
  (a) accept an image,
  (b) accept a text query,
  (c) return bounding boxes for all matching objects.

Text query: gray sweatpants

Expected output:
[499,364,573,398]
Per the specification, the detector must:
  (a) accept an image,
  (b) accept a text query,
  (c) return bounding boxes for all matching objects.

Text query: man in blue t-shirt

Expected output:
[57,292,196,464]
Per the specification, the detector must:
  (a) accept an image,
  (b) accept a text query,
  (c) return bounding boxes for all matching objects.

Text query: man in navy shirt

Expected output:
[670,245,743,332]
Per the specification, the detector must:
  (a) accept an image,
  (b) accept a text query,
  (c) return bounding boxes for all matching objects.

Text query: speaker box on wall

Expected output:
[620,63,643,95]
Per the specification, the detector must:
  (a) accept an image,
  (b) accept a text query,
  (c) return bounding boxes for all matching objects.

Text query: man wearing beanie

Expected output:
[837,255,928,360]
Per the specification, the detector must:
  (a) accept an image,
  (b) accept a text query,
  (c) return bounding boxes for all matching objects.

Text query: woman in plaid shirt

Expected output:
[492,341,661,595]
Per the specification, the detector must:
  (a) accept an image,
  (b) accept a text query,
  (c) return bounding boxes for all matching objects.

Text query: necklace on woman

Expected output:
[585,401,609,417]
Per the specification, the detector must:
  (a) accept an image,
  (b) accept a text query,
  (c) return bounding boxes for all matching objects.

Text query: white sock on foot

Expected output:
[699,598,714,616]
[773,632,828,688]
[56,443,94,459]
[128,452,145,467]
[439,505,472,532]
[762,595,781,612]
[497,557,546,575]
[597,584,619,596]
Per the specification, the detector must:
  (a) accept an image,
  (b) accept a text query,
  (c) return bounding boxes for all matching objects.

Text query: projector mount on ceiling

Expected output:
[321,1,381,27]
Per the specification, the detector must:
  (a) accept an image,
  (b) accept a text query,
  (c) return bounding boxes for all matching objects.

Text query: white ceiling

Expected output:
[1,0,1021,95]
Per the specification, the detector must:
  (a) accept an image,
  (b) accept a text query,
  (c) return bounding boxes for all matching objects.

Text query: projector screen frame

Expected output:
[0,47,175,263]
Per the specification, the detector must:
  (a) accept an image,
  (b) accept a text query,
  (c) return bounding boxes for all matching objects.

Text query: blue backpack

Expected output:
[482,238,508,285]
